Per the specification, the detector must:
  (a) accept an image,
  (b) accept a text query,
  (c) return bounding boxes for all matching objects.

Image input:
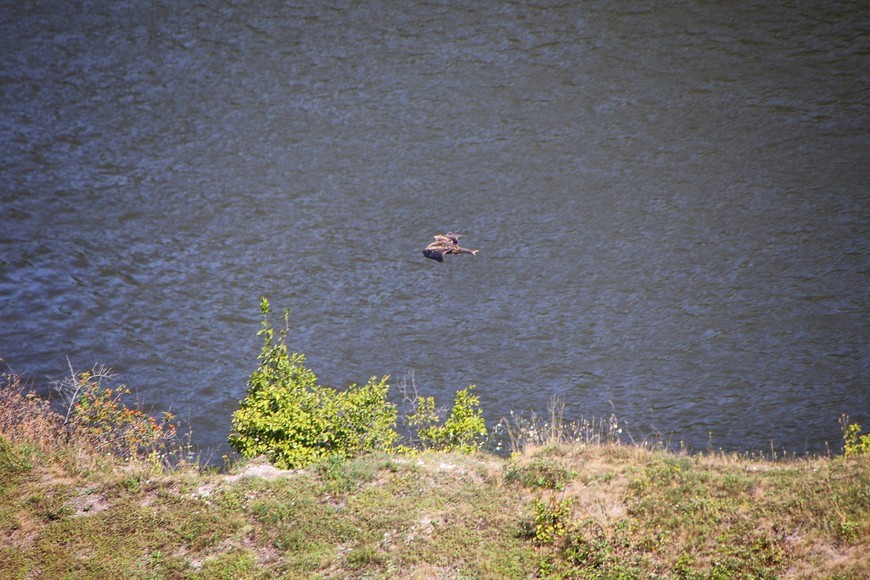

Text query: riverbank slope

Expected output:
[1,430,867,578]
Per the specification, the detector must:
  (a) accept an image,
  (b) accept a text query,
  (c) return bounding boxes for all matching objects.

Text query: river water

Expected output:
[2,0,867,458]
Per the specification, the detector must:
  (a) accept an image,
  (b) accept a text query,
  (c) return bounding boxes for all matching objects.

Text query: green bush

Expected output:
[529,497,573,545]
[840,415,870,456]
[228,299,398,468]
[407,385,487,453]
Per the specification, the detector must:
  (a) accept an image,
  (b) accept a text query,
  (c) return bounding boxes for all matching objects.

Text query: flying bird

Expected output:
[423,231,479,262]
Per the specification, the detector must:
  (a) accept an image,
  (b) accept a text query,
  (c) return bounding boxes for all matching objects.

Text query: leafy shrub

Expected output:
[840,415,870,456]
[228,299,398,468]
[406,385,487,453]
[1,367,177,464]
[58,367,177,461]
[529,496,574,545]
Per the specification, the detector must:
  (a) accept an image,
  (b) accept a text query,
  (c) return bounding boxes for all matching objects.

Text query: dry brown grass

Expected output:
[0,373,65,451]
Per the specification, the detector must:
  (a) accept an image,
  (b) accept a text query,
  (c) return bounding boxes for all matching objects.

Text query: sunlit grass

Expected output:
[2,372,868,578]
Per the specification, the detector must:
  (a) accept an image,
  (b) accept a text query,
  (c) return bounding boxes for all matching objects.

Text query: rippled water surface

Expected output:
[2,0,868,457]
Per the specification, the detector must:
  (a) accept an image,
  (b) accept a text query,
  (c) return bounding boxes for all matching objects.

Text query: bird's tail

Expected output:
[456,247,478,256]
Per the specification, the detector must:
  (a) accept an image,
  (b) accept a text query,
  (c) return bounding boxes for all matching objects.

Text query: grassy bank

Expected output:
[1,383,868,578]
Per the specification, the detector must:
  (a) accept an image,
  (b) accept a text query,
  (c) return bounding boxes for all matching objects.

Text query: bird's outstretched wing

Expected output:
[432,231,462,242]
[431,235,455,246]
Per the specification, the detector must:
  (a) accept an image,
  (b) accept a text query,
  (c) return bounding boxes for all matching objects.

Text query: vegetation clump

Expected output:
[505,457,576,490]
[840,414,870,457]
[229,298,487,468]
[228,299,398,468]
[58,365,177,462]
[0,364,179,467]
[403,384,488,454]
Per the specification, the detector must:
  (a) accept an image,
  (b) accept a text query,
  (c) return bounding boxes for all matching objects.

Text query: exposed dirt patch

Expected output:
[225,462,300,482]
[68,491,111,516]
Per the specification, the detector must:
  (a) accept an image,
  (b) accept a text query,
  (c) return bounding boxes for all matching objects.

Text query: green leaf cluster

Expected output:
[407,385,487,453]
[530,497,573,546]
[842,420,870,457]
[228,299,398,468]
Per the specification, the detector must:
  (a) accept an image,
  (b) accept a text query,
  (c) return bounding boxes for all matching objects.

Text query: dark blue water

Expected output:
[2,0,868,458]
